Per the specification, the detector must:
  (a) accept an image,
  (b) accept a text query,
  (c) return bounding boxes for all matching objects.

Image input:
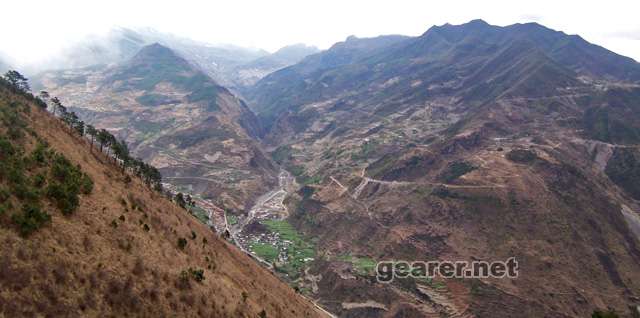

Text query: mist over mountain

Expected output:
[25,28,318,90]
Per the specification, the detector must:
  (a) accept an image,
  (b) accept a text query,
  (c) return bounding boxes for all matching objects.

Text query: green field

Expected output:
[189,205,209,224]
[226,213,238,225]
[250,219,315,278]
[249,242,279,263]
[337,254,377,276]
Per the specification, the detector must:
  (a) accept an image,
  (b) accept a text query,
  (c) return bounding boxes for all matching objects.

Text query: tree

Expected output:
[175,192,186,209]
[3,70,30,92]
[86,125,97,148]
[37,91,50,109]
[96,129,112,153]
[39,91,50,102]
[111,139,130,171]
[61,111,79,130]
[50,97,65,116]
[74,118,85,136]
[148,166,162,191]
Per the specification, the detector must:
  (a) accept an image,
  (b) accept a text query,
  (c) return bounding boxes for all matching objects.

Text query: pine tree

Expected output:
[86,125,97,148]
[3,70,30,92]
[175,192,186,209]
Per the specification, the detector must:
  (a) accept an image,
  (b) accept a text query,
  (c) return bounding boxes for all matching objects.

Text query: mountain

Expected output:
[266,44,321,65]
[232,44,320,88]
[244,20,640,317]
[249,20,640,130]
[246,34,410,126]
[28,28,267,83]
[29,28,318,90]
[36,43,277,214]
[0,81,323,317]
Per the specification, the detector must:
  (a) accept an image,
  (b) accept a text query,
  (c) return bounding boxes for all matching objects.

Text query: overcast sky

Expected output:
[1,0,639,66]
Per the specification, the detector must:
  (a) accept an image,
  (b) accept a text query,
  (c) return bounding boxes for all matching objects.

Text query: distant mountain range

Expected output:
[245,19,640,317]
[28,27,317,90]
[234,44,319,88]
[249,19,640,130]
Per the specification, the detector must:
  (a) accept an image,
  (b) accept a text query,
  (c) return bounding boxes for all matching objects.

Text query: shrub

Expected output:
[12,204,51,236]
[46,153,93,214]
[178,270,191,290]
[80,174,93,194]
[506,149,537,163]
[189,268,204,282]
[14,182,40,202]
[32,173,46,187]
[30,142,48,165]
[46,182,79,215]
[438,161,476,183]
[178,238,188,250]
[592,310,619,318]
[0,187,10,201]
[180,268,205,283]
[0,136,16,159]
[5,158,26,185]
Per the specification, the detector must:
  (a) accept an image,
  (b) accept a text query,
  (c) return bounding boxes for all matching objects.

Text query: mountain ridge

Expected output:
[241,19,640,317]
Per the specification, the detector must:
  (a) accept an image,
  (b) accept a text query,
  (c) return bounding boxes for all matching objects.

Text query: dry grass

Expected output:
[0,92,324,317]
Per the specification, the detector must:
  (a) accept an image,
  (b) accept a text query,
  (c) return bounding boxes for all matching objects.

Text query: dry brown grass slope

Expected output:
[0,87,325,317]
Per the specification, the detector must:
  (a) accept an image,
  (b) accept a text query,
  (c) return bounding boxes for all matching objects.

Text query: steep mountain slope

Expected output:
[247,34,410,126]
[37,44,277,214]
[245,20,640,317]
[0,82,324,317]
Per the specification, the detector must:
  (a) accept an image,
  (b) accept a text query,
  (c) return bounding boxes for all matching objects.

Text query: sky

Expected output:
[1,0,639,66]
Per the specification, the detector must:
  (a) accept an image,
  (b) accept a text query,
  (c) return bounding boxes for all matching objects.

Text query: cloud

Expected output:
[608,29,640,41]
[0,0,639,64]
[518,14,543,23]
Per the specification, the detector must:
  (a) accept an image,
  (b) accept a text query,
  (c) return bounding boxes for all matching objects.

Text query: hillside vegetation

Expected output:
[0,76,322,317]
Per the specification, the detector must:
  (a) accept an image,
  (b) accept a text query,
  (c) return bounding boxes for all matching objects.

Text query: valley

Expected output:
[20,18,640,318]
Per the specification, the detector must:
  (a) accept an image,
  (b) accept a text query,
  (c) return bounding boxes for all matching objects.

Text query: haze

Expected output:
[1,0,639,66]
